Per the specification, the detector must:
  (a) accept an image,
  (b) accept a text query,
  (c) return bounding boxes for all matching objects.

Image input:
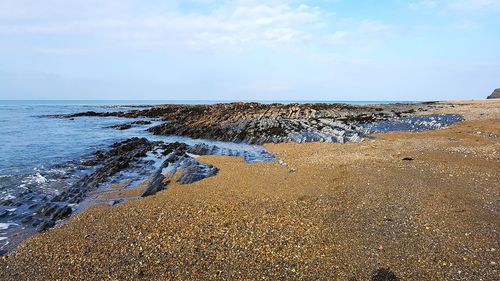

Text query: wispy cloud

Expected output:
[0,2,328,52]
[0,0,498,100]
[0,1,406,54]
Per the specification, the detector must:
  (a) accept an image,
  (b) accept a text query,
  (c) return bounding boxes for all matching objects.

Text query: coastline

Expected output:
[1,100,499,280]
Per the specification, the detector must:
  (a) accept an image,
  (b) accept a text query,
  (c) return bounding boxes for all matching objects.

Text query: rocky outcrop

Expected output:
[144,103,397,144]
[1,138,231,234]
[487,88,500,99]
[3,138,161,232]
[187,143,274,163]
[142,143,219,197]
[106,124,132,130]
[54,102,451,145]
[105,120,153,130]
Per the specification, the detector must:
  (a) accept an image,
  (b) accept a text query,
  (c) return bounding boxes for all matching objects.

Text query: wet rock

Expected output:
[141,161,170,197]
[36,220,55,232]
[106,124,132,130]
[109,199,124,206]
[187,143,274,163]
[20,215,33,224]
[141,143,190,197]
[105,120,152,130]
[142,143,220,197]
[81,160,98,166]
[371,268,399,281]
[176,160,218,185]
[9,138,160,234]
[130,120,152,125]
[50,205,72,221]
[73,138,160,192]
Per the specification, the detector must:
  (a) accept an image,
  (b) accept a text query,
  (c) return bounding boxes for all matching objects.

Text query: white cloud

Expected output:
[0,2,325,51]
[0,0,405,54]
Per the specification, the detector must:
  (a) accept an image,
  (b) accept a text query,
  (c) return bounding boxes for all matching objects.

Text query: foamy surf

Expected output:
[0,222,18,230]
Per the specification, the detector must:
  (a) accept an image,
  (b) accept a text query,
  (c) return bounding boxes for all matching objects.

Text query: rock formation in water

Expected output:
[3,138,226,233]
[53,102,456,144]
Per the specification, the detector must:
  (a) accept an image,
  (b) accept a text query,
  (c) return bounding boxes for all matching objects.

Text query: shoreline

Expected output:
[1,100,463,251]
[1,99,499,280]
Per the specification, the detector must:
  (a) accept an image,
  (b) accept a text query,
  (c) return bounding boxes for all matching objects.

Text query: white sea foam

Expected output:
[1,194,15,200]
[0,223,17,230]
[0,237,7,241]
[32,172,48,184]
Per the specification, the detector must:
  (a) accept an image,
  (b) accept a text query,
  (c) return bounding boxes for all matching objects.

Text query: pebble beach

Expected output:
[1,100,499,280]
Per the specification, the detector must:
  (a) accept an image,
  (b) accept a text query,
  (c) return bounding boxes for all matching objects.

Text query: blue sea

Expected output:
[0,99,413,252]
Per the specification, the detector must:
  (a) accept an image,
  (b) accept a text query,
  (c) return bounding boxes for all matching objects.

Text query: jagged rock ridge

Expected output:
[487,88,500,99]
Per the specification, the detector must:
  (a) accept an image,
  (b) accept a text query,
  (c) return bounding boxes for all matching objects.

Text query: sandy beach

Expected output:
[1,100,499,280]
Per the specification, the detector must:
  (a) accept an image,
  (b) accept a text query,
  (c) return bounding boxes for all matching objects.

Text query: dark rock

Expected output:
[176,161,219,185]
[81,160,98,166]
[109,199,124,206]
[36,220,55,232]
[50,205,72,221]
[106,124,132,130]
[20,215,33,223]
[141,161,170,198]
[371,268,399,281]
[142,143,220,197]
[130,120,152,125]
[10,138,161,234]
[487,88,500,99]
[141,143,187,197]
[187,143,274,163]
[402,157,414,161]
[73,138,159,191]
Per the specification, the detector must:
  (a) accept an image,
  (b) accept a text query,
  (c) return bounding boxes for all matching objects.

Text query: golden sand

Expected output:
[1,100,499,280]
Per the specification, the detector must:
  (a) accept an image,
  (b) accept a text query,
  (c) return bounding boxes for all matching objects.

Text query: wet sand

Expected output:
[1,100,499,280]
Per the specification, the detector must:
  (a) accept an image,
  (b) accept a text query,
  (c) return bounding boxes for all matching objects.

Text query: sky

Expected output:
[0,0,499,101]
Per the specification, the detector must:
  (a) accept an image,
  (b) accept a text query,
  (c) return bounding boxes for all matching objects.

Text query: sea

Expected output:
[0,99,412,253]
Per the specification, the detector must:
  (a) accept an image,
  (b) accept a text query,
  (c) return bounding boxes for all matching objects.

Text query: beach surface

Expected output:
[1,100,499,280]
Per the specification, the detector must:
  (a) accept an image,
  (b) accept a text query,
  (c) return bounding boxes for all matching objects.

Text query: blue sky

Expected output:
[0,0,498,101]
